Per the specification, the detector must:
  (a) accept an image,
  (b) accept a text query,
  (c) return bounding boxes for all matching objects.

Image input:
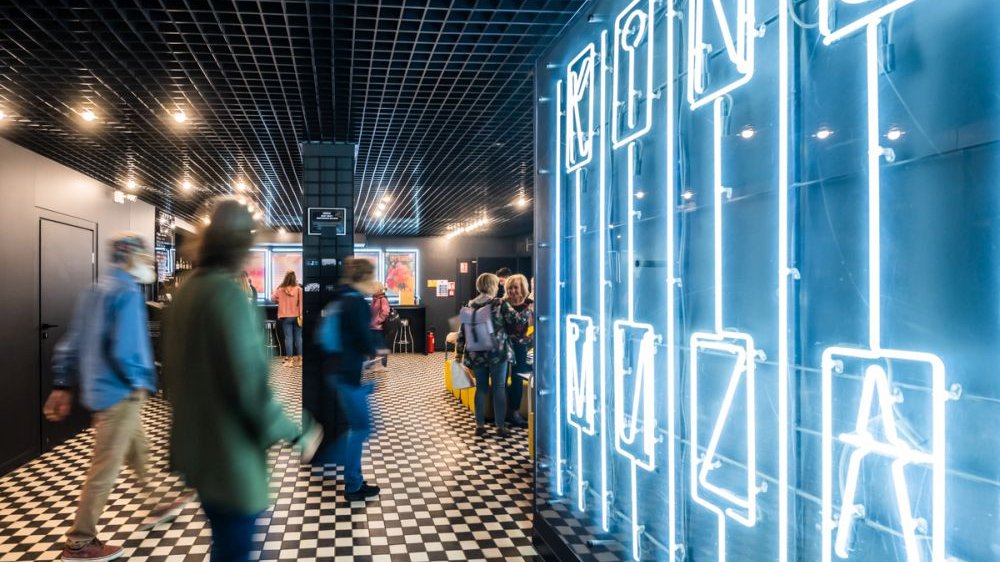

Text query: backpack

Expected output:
[316,300,343,353]
[460,301,498,352]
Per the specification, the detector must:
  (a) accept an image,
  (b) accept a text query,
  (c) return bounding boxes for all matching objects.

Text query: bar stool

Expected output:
[393,318,414,354]
[264,320,281,356]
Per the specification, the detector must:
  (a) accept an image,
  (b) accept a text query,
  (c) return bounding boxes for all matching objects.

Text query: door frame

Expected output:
[36,210,97,452]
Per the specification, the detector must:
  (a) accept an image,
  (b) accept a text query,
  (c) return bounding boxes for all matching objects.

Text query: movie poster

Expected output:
[384,250,417,305]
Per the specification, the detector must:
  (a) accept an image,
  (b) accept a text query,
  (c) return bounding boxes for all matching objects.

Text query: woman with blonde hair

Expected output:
[503,274,533,426]
[272,270,303,367]
[458,272,528,437]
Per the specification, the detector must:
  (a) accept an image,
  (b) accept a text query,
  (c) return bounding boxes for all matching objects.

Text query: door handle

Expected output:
[40,323,60,331]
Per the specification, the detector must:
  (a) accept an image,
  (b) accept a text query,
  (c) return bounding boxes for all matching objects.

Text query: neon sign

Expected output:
[612,0,654,148]
[609,2,658,559]
[817,3,952,561]
[540,1,977,561]
[685,0,781,559]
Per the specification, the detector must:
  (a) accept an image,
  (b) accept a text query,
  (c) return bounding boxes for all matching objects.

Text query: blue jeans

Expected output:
[508,341,531,416]
[473,362,507,429]
[333,380,374,492]
[201,503,260,562]
[280,317,302,356]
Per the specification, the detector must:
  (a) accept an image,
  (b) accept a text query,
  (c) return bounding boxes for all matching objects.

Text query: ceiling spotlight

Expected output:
[516,195,528,207]
[377,202,387,211]
[739,126,757,140]
[814,127,834,141]
[886,127,904,142]
[80,109,96,122]
[374,210,384,218]
[381,195,391,203]
[172,110,187,123]
[235,180,247,192]
[182,180,193,191]
[681,190,694,201]
[202,216,211,225]
[247,203,256,213]
[126,179,137,191]
[0,110,6,121]
[635,191,646,200]
[253,212,263,221]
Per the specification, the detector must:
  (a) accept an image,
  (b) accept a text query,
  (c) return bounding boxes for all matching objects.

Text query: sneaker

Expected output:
[294,418,324,464]
[345,482,381,502]
[140,493,195,530]
[475,426,488,437]
[497,426,510,438]
[62,539,124,562]
[507,413,528,427]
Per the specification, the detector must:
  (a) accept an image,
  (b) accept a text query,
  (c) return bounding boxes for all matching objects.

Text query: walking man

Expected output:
[44,233,190,562]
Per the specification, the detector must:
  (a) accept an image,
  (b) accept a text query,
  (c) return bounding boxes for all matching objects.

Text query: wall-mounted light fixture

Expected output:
[444,216,491,240]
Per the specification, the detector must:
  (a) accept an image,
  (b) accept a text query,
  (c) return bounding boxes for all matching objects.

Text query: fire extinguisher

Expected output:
[425,330,435,356]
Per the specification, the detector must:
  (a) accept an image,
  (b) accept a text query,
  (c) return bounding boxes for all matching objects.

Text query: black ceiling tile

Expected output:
[0,0,586,233]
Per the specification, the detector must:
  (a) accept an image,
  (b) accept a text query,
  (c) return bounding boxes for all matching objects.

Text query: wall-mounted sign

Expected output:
[535,0,988,561]
[307,207,347,236]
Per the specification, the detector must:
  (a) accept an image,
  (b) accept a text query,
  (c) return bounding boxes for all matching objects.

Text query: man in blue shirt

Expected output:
[44,233,190,562]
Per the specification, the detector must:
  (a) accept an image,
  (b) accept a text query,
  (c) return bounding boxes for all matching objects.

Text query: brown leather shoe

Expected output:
[62,539,124,561]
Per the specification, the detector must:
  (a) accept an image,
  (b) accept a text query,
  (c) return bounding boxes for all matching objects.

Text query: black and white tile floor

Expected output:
[0,354,536,561]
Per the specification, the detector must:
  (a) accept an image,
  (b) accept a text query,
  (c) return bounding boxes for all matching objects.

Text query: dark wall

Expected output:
[365,235,531,349]
[0,137,155,475]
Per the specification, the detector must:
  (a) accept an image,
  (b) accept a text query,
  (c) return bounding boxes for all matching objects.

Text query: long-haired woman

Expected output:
[272,270,303,367]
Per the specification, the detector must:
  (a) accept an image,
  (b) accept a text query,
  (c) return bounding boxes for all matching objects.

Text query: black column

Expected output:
[300,142,356,438]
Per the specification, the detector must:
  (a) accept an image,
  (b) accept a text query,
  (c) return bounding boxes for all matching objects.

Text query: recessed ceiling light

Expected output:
[635,191,646,200]
[739,126,756,140]
[516,195,528,207]
[235,180,247,191]
[247,203,256,213]
[278,227,287,234]
[681,190,694,201]
[0,110,6,121]
[80,109,96,122]
[202,216,211,225]
[126,179,137,191]
[886,127,904,141]
[381,195,391,203]
[173,110,187,123]
[253,212,263,221]
[814,127,834,141]
[182,180,193,191]
[377,202,387,211]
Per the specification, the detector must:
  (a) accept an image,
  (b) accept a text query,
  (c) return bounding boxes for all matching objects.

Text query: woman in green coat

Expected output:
[163,199,319,562]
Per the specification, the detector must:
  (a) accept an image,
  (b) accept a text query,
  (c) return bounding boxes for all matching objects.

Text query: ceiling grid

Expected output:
[0,0,586,234]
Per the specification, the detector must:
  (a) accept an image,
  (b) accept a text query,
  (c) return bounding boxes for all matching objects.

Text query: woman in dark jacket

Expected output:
[503,274,533,426]
[317,258,382,501]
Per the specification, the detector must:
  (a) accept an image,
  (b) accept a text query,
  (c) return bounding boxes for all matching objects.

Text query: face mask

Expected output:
[131,263,156,284]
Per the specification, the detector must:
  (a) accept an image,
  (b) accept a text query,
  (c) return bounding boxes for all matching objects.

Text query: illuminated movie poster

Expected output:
[354,249,383,283]
[245,250,267,300]
[270,251,302,294]
[384,250,418,305]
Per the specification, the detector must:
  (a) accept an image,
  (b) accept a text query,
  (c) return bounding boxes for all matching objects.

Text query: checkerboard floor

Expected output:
[0,353,536,562]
